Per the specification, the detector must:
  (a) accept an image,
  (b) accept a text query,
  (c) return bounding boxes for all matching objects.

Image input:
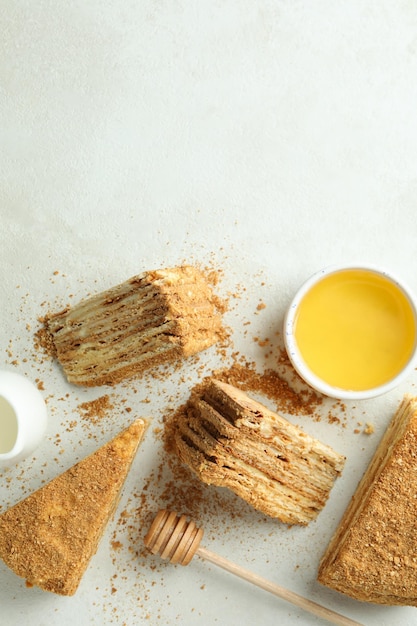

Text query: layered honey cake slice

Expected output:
[0,418,148,595]
[170,379,345,525]
[39,265,223,386]
[318,395,417,605]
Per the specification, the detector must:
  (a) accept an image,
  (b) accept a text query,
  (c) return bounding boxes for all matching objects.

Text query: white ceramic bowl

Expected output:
[284,264,417,400]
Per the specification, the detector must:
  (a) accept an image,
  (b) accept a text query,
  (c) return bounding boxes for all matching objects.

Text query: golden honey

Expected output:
[294,269,416,391]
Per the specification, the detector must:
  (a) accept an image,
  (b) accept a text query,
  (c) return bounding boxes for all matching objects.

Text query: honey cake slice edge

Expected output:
[0,418,148,595]
[171,379,345,525]
[318,395,417,605]
[42,266,223,386]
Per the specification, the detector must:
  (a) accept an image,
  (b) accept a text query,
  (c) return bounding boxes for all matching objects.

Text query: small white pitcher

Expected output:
[0,370,48,467]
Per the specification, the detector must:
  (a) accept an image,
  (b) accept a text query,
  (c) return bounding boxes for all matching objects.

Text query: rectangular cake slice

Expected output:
[318,395,417,605]
[40,266,223,386]
[170,379,345,525]
[0,418,148,595]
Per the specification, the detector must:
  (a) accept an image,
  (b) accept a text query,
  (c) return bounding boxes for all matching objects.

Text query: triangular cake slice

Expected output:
[318,395,417,605]
[0,418,148,595]
[171,379,345,525]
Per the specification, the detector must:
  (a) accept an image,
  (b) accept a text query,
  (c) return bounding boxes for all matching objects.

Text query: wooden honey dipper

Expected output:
[144,510,364,626]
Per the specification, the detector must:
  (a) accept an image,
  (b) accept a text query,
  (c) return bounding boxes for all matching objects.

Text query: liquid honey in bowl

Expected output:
[285,267,417,398]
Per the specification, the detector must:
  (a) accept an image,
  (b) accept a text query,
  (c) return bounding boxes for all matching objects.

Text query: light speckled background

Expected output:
[2,1,417,625]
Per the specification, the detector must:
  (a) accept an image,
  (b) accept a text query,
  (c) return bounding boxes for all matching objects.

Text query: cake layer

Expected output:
[171,379,345,525]
[43,265,223,386]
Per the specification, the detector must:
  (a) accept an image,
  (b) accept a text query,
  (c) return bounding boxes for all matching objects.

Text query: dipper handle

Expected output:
[144,510,364,626]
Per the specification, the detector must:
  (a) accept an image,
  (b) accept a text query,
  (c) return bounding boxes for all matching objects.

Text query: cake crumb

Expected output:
[77,395,114,425]
[364,423,375,435]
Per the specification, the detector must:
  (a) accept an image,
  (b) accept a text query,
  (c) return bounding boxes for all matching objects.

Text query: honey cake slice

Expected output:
[170,380,345,525]
[318,395,417,605]
[40,265,223,386]
[0,418,148,595]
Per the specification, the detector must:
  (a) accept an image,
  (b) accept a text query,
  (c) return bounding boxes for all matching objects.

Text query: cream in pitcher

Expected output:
[0,371,47,467]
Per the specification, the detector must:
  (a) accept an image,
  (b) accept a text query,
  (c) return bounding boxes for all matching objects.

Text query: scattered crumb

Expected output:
[209,360,324,417]
[33,321,56,359]
[363,423,375,435]
[77,395,114,425]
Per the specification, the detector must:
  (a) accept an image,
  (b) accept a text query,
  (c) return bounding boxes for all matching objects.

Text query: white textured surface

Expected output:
[1,2,417,625]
